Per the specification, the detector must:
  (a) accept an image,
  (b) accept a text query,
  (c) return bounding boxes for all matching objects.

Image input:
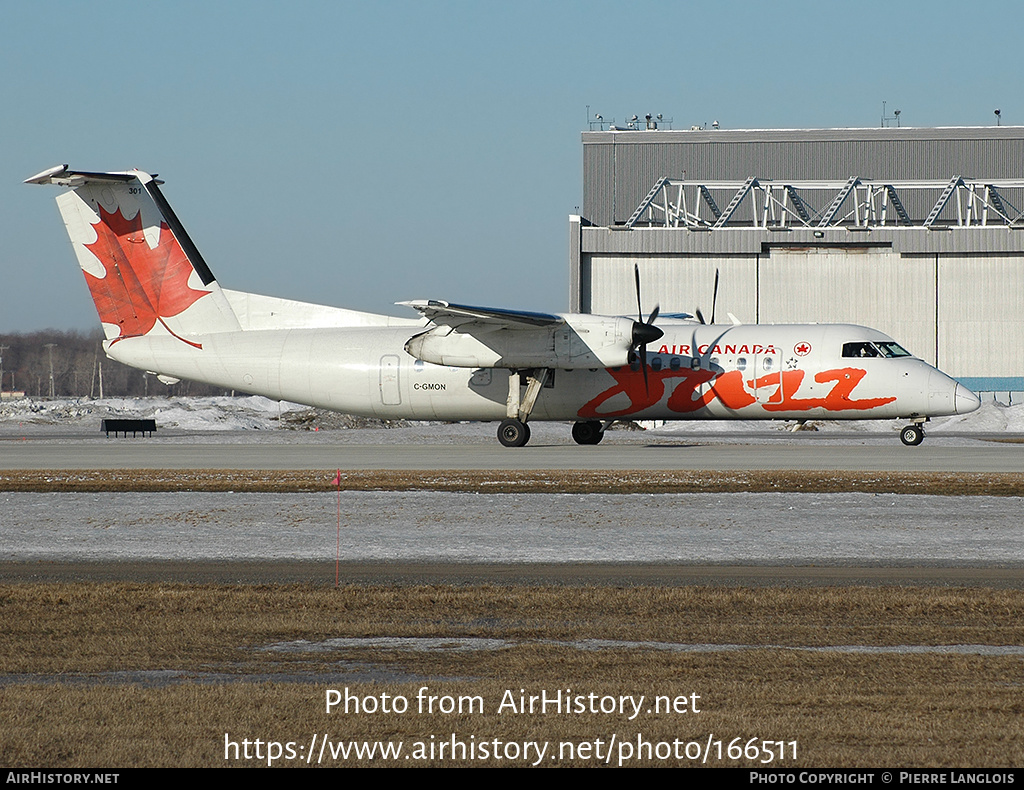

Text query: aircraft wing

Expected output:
[398,300,564,328]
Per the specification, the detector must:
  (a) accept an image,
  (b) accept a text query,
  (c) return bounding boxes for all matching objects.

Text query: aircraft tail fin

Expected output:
[26,165,241,346]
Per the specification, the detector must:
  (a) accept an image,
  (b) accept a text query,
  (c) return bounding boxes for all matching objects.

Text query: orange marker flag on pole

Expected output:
[332,469,341,587]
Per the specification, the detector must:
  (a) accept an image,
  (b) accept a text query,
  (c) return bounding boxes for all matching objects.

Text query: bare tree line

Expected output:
[0,329,230,398]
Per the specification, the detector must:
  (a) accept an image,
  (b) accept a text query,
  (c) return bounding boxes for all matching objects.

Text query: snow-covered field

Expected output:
[3,490,1022,564]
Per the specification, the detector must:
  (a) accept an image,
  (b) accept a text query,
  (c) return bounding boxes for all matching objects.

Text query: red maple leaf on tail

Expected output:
[83,205,208,347]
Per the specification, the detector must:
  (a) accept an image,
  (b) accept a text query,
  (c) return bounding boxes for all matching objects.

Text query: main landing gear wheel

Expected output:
[498,418,531,448]
[571,420,604,445]
[900,425,925,446]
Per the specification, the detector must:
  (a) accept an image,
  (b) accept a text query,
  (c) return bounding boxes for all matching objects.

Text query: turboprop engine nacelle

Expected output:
[404,314,639,369]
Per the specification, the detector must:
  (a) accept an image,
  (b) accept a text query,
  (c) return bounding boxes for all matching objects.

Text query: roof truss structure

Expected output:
[624,177,1024,230]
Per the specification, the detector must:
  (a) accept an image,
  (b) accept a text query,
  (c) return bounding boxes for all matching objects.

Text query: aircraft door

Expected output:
[379,355,402,405]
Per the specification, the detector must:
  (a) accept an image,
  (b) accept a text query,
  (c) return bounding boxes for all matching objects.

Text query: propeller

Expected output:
[695,268,720,326]
[631,264,663,394]
[689,324,732,393]
[710,268,719,325]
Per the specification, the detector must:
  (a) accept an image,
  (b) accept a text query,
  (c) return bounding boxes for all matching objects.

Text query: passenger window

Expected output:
[736,357,747,371]
[651,356,662,371]
[669,357,681,371]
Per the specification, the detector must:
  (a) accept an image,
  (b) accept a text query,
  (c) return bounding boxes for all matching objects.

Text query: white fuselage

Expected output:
[28,164,979,439]
[105,319,976,423]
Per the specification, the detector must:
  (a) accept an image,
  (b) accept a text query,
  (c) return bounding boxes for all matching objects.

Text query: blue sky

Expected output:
[3,0,1019,331]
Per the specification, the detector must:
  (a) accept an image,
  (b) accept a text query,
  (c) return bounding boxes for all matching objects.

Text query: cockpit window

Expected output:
[875,342,912,358]
[842,341,913,359]
[842,342,879,358]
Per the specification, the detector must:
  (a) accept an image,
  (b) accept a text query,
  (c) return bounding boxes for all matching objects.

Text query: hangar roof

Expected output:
[582,126,1024,227]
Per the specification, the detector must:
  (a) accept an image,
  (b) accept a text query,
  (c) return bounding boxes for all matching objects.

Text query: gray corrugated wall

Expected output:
[578,127,1024,383]
[581,248,1024,379]
[583,127,1024,226]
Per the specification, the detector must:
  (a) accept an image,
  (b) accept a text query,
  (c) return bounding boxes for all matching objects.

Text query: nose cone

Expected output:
[631,321,664,346]
[955,383,981,415]
[924,369,980,417]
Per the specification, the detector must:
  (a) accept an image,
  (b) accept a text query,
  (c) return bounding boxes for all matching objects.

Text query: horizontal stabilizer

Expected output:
[25,165,147,186]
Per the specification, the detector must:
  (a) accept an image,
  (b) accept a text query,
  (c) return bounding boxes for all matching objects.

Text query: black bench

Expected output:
[101,419,157,438]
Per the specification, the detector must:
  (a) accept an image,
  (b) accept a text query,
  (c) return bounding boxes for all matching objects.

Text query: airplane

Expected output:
[26,164,981,448]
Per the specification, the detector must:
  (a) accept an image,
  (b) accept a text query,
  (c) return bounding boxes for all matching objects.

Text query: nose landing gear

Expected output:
[900,417,928,446]
[900,425,924,446]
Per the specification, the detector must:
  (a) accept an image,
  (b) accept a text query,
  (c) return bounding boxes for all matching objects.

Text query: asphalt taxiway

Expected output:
[1,425,1022,473]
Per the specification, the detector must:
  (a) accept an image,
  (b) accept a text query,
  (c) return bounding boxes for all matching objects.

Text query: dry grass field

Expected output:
[3,466,1021,767]
[2,583,1022,767]
[2,468,1024,495]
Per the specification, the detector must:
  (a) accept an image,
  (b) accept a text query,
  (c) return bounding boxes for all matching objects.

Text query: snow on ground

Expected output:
[0,395,309,432]
[1,395,1022,436]
[3,490,1022,564]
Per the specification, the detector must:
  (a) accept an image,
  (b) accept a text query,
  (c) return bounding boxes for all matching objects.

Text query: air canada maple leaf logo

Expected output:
[83,205,208,347]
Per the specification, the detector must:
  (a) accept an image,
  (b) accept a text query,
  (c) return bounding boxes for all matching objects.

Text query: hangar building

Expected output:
[568,125,1024,397]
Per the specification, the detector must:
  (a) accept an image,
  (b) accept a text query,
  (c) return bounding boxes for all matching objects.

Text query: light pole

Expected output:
[44,343,56,398]
[0,345,7,396]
